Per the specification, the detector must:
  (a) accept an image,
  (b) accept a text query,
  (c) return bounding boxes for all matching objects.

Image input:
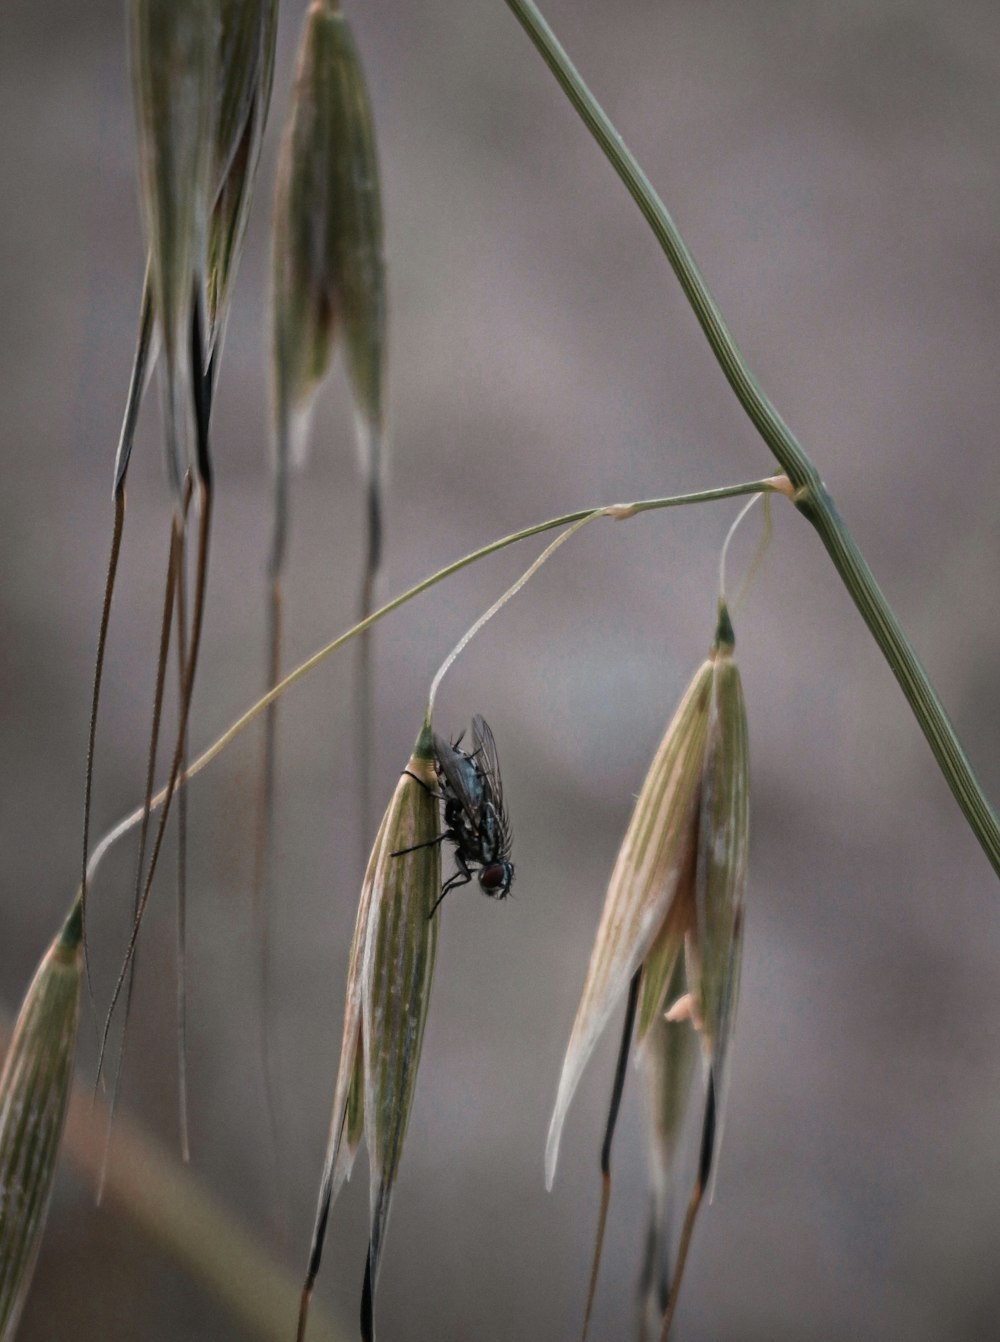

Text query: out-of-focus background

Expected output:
[2,1,1000,1338]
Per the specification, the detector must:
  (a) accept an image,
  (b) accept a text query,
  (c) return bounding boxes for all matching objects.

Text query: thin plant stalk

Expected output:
[175,518,191,1163]
[659,1073,717,1340]
[81,272,157,992]
[503,0,1000,879]
[98,484,212,1096]
[97,325,211,1097]
[730,493,773,614]
[81,487,126,997]
[81,477,783,896]
[113,270,158,496]
[357,477,381,870]
[124,292,215,972]
[427,514,596,713]
[581,968,641,1342]
[96,511,183,1198]
[250,565,285,1223]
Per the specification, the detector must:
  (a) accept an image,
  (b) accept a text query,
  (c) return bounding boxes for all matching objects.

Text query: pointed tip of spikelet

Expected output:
[713,598,735,655]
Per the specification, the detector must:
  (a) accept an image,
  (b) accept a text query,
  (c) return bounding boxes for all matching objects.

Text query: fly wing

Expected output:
[433,733,483,828]
[471,716,512,848]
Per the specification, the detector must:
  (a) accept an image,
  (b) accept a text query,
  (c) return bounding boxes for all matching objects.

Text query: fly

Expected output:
[397,715,515,917]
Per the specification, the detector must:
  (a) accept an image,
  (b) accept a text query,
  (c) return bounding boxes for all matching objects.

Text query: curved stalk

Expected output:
[503,0,1000,879]
[82,476,781,896]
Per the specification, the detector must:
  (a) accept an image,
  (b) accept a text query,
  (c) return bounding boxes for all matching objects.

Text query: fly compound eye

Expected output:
[479,862,512,897]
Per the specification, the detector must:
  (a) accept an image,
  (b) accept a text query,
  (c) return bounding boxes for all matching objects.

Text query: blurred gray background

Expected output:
[2,0,1000,1338]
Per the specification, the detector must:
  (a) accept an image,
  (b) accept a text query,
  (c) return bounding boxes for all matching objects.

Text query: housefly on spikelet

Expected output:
[397,714,514,916]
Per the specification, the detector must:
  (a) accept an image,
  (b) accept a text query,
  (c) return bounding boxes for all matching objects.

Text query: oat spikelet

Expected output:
[298,723,439,1342]
[271,0,386,466]
[546,601,750,1189]
[0,905,83,1338]
[548,603,750,1340]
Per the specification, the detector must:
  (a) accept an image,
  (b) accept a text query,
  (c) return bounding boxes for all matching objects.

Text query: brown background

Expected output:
[2,1,1000,1338]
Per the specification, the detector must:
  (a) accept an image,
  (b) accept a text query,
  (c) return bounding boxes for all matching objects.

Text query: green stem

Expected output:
[503,0,1000,878]
[84,476,779,889]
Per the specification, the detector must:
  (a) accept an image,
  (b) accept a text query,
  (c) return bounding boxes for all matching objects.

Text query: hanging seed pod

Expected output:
[329,12,386,496]
[271,0,386,557]
[690,603,749,1128]
[0,904,83,1338]
[546,601,750,1189]
[298,723,439,1342]
[129,0,219,501]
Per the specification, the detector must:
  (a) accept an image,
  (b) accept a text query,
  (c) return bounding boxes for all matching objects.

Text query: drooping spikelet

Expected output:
[0,905,84,1338]
[298,722,439,1342]
[271,0,386,564]
[546,601,749,1189]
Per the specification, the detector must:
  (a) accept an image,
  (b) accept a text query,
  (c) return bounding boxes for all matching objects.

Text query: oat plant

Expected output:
[3,2,999,1340]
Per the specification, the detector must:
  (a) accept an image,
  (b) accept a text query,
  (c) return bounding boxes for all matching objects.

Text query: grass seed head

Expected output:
[271,0,386,469]
[0,905,83,1338]
[361,726,439,1284]
[329,726,440,1206]
[690,604,749,1112]
[300,723,439,1337]
[546,603,749,1188]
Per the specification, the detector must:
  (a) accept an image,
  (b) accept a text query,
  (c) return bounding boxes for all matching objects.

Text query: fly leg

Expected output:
[428,855,473,918]
[390,833,448,858]
[401,769,445,802]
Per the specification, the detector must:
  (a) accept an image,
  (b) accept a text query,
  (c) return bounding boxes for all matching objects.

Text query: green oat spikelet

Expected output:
[0,904,84,1339]
[546,601,750,1189]
[271,0,386,564]
[547,604,749,1339]
[298,723,439,1342]
[689,602,749,1130]
[129,0,219,502]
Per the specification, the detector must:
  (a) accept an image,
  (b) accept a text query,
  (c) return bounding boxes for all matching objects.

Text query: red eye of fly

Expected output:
[479,863,506,890]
